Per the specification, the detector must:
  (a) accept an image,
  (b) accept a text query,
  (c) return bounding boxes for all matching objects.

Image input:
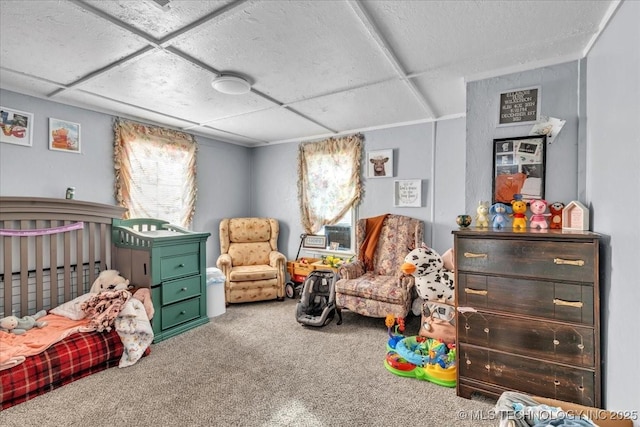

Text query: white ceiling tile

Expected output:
[84,0,233,39]
[413,75,466,118]
[291,79,430,132]
[0,0,149,84]
[76,50,275,124]
[208,107,331,143]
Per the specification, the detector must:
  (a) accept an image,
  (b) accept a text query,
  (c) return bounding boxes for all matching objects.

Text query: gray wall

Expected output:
[586,0,639,419]
[466,60,582,210]
[252,119,466,259]
[0,89,253,266]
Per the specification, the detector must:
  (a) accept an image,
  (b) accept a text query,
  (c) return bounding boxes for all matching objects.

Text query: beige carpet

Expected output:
[0,298,498,426]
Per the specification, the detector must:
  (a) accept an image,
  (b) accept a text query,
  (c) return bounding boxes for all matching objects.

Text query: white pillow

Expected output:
[50,293,97,320]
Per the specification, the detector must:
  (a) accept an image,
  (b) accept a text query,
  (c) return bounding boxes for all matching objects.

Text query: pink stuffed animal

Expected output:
[529,199,550,229]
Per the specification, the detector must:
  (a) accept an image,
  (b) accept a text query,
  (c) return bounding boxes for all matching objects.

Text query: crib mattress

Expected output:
[1,329,149,410]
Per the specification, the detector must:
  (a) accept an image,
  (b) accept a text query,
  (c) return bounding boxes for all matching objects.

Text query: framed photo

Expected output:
[0,106,34,147]
[367,149,393,178]
[492,135,546,204]
[49,118,81,153]
[302,234,327,249]
[394,179,422,207]
[498,86,541,126]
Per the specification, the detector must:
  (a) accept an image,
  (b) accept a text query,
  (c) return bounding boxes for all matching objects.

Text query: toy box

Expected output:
[531,396,633,427]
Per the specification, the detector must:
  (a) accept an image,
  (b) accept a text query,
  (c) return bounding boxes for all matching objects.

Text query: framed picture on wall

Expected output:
[367,149,394,178]
[492,135,546,204]
[497,86,541,126]
[393,179,422,207]
[49,118,81,153]
[0,106,34,147]
[302,234,327,249]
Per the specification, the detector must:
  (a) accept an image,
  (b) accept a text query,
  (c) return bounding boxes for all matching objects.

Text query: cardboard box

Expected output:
[533,396,634,427]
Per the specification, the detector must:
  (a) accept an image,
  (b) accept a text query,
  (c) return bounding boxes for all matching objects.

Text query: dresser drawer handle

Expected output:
[180,310,186,315]
[553,258,585,267]
[464,252,487,259]
[178,263,185,268]
[181,287,187,291]
[553,298,583,308]
[464,288,488,296]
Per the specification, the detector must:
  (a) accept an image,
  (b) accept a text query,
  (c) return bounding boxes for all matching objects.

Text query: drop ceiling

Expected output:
[0,0,618,147]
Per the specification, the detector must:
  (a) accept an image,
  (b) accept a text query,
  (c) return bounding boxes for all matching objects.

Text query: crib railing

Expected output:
[0,197,126,317]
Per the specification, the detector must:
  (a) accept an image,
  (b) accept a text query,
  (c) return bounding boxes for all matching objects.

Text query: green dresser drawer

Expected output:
[161,297,201,330]
[162,275,202,305]
[160,250,200,281]
[456,238,596,282]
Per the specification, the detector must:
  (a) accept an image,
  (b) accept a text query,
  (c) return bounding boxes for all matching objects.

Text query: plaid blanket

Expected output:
[1,329,150,409]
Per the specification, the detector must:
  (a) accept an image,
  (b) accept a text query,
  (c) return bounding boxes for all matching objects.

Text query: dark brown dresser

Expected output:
[453,228,601,407]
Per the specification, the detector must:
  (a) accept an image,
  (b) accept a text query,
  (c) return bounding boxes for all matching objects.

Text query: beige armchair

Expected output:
[216,218,286,304]
[335,214,423,320]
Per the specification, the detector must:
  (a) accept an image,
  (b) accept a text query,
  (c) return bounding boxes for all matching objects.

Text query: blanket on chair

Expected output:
[359,214,389,271]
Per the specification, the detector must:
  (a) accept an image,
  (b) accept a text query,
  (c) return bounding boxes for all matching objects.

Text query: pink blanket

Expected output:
[0,314,95,371]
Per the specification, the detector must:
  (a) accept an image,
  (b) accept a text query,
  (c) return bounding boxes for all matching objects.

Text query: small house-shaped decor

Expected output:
[562,200,590,231]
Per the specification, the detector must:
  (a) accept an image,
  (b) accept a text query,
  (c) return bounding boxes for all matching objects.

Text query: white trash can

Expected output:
[206,267,226,318]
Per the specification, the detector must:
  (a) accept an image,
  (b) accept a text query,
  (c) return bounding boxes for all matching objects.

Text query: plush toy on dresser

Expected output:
[489,202,512,229]
[511,194,528,230]
[549,202,565,229]
[475,201,490,228]
[529,199,550,229]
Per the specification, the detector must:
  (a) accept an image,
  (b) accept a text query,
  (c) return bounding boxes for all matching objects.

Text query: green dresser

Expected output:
[112,218,210,343]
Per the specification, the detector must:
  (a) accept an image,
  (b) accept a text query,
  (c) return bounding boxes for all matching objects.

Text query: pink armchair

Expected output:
[335,214,423,320]
[216,218,286,304]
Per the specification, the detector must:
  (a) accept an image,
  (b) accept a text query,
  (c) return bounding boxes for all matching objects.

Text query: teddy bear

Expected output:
[511,194,528,230]
[0,310,48,335]
[490,202,512,229]
[549,202,565,229]
[400,243,455,315]
[475,201,490,228]
[529,199,550,229]
[89,269,131,293]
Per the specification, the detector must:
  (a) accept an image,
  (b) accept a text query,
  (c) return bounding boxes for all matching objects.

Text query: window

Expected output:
[114,118,197,227]
[298,134,363,252]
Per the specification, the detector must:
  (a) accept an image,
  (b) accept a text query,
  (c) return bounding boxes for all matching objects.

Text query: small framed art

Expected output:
[0,106,34,147]
[302,234,327,249]
[367,149,393,178]
[49,118,81,153]
[394,179,422,207]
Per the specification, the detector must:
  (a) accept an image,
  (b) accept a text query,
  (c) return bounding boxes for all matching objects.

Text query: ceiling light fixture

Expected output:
[211,74,252,95]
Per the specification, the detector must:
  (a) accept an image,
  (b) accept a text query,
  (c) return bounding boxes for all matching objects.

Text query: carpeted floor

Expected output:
[0,298,499,426]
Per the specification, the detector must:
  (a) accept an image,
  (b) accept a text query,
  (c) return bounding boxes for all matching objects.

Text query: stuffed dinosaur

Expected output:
[0,310,48,335]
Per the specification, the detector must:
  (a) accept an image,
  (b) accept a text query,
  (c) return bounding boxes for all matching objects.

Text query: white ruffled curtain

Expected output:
[113,118,197,227]
[297,134,363,234]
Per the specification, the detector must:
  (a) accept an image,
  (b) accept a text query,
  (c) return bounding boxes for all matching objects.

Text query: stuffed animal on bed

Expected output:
[0,310,48,335]
[90,269,132,293]
[401,244,455,315]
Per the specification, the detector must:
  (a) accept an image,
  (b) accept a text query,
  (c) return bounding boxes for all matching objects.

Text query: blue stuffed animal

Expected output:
[490,202,512,229]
